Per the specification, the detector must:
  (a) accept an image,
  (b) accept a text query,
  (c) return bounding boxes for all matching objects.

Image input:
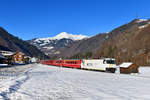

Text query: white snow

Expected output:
[139,66,150,77]
[138,24,149,29]
[0,64,8,67]
[136,19,148,23]
[43,46,54,50]
[52,32,88,41]
[34,32,88,42]
[0,64,150,100]
[105,35,109,39]
[54,51,60,54]
[39,42,47,46]
[138,21,150,29]
[136,19,150,29]
[139,25,147,29]
[119,62,132,68]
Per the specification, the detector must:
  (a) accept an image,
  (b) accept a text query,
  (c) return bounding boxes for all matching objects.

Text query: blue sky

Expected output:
[0,0,150,40]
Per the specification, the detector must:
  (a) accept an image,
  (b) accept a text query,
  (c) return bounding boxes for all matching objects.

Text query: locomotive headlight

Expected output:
[109,64,117,68]
[109,64,113,68]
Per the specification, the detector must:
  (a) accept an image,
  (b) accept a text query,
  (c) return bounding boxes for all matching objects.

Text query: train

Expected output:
[41,58,117,73]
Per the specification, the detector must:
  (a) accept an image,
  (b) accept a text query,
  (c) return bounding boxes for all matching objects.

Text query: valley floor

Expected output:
[0,64,150,100]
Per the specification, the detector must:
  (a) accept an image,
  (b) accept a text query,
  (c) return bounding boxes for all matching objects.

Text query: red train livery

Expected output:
[41,60,82,69]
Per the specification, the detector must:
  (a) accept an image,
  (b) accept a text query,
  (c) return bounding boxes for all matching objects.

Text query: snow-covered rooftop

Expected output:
[0,64,8,66]
[119,62,133,68]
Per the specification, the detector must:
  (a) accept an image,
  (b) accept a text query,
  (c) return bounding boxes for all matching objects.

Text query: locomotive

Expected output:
[41,58,117,73]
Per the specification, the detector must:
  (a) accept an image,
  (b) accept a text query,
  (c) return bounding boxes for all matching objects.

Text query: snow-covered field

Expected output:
[0,64,150,100]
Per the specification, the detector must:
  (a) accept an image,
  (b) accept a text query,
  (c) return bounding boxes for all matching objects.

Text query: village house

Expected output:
[0,50,32,65]
[119,62,139,74]
[13,52,25,64]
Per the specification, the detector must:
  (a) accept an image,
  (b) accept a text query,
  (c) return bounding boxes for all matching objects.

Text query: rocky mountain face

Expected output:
[94,19,150,66]
[58,33,108,58]
[0,27,46,58]
[27,32,88,56]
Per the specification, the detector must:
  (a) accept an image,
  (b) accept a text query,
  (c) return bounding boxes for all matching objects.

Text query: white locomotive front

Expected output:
[81,58,116,73]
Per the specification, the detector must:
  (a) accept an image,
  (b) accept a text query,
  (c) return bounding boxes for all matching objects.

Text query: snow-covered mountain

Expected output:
[35,32,87,41]
[51,32,88,40]
[27,32,88,55]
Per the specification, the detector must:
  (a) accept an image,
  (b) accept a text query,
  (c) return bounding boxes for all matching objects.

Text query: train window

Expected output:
[56,61,61,63]
[66,61,71,64]
[87,63,93,66]
[106,60,115,64]
[65,60,79,64]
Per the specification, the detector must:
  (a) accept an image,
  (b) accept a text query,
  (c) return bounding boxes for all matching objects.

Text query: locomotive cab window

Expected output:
[106,60,115,64]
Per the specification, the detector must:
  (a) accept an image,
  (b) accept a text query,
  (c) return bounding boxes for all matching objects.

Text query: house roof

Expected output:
[119,62,133,68]
[3,53,14,56]
[0,50,15,56]
[14,52,25,55]
[24,56,31,58]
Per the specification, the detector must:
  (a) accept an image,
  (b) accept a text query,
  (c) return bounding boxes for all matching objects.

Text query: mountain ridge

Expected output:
[0,27,46,58]
[94,18,150,66]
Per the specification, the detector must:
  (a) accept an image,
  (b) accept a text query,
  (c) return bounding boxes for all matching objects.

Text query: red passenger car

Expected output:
[47,60,54,65]
[52,60,63,66]
[41,59,82,69]
[62,60,81,69]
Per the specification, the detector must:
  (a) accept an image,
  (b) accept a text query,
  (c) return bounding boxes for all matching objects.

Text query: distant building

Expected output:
[31,57,38,63]
[119,62,139,74]
[13,52,25,64]
[0,54,6,64]
[0,50,15,64]
[24,56,31,64]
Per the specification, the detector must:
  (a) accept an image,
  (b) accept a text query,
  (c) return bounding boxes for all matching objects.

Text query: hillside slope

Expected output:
[0,27,46,58]
[94,19,150,66]
[57,33,107,58]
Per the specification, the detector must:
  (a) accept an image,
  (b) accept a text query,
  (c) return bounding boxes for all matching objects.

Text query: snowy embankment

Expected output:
[0,64,150,100]
[138,66,150,77]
